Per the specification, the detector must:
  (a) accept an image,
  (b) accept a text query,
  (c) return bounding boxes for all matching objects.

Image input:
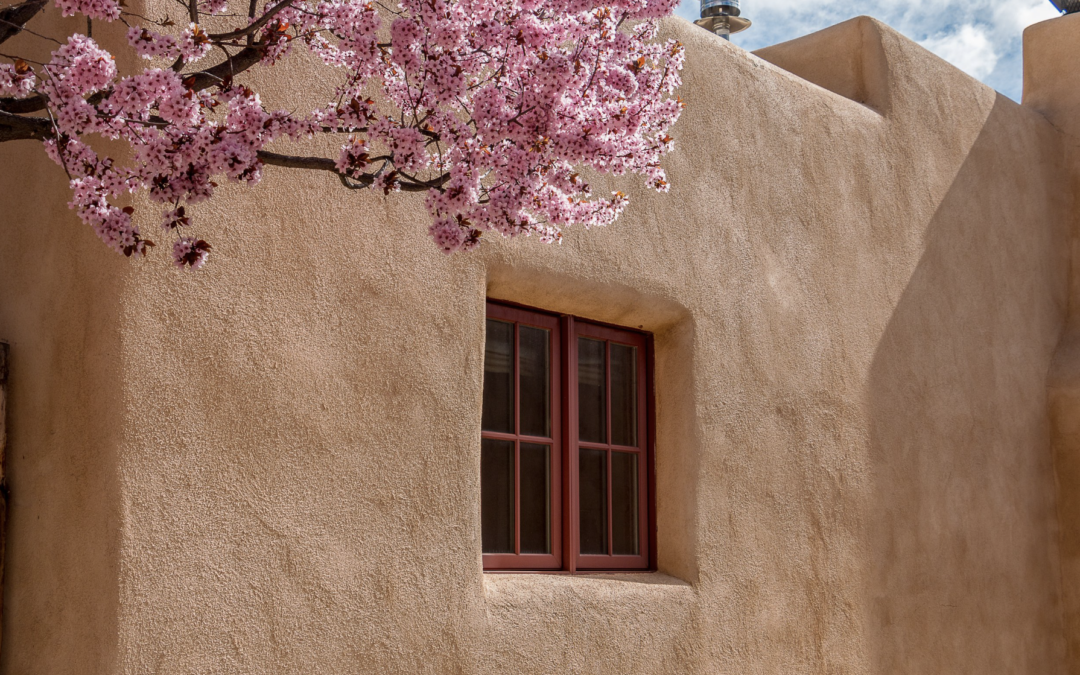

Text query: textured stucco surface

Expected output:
[1031,13,1080,675]
[0,11,1077,674]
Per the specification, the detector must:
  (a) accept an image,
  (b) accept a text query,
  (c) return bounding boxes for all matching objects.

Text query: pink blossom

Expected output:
[162,207,191,230]
[127,27,180,60]
[178,24,213,64]
[26,0,683,265]
[54,0,119,21]
[0,61,36,98]
[172,237,211,269]
[336,138,371,178]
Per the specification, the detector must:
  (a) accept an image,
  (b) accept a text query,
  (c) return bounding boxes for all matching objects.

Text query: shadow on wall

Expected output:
[864,94,1068,673]
[0,135,127,673]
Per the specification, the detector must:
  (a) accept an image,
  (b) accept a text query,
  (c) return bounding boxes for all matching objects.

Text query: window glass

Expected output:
[519,443,551,554]
[519,326,550,438]
[611,451,639,555]
[578,338,606,443]
[610,343,637,447]
[482,320,514,433]
[579,448,608,555]
[481,438,514,554]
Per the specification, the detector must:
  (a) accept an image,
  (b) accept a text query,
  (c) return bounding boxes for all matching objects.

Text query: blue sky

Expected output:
[673,0,1064,101]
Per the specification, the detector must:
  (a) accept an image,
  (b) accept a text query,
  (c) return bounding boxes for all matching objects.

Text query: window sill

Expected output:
[483,570,693,603]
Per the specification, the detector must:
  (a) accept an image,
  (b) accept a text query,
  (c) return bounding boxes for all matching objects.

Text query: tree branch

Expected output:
[0,0,50,114]
[0,35,269,118]
[208,0,292,41]
[0,109,52,142]
[257,150,338,172]
[256,150,448,192]
[182,43,264,90]
[0,0,47,45]
[0,93,46,113]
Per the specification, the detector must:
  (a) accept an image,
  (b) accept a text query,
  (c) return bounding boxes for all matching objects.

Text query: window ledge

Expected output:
[483,571,693,604]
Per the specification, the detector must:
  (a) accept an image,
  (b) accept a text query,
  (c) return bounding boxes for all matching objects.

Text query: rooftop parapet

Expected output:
[752,17,891,114]
[1023,12,1080,140]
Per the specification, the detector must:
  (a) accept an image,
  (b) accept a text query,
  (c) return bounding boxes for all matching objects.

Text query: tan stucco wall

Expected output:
[1028,13,1080,675]
[0,7,140,674]
[0,11,1077,674]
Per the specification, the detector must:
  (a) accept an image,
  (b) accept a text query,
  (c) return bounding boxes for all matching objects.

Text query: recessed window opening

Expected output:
[481,301,654,572]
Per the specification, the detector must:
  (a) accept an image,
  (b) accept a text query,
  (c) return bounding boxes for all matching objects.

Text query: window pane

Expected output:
[482,320,514,433]
[610,343,638,447]
[611,451,639,555]
[579,448,607,555]
[481,438,514,554]
[519,326,550,438]
[578,338,606,443]
[519,443,551,554]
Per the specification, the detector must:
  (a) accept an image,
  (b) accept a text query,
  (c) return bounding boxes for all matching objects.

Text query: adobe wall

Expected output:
[0,11,1075,675]
[0,8,137,674]
[1028,12,1080,674]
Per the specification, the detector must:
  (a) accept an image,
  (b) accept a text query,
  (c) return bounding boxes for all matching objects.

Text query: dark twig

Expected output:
[247,0,258,43]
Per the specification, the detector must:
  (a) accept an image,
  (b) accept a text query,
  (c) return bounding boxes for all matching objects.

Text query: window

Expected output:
[481,301,653,571]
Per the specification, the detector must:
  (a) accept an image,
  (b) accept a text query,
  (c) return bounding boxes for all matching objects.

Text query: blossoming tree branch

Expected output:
[0,0,684,268]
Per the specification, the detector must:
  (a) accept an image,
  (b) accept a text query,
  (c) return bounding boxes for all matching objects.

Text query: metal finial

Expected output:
[695,0,751,39]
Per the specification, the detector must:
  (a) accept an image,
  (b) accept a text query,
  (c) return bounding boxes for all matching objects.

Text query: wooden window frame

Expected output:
[482,301,656,573]
[481,303,563,570]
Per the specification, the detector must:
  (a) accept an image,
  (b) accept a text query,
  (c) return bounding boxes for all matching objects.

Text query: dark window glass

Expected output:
[610,343,637,447]
[482,320,514,433]
[578,338,606,443]
[519,326,550,438]
[519,443,551,554]
[611,451,639,555]
[579,448,607,555]
[481,438,515,554]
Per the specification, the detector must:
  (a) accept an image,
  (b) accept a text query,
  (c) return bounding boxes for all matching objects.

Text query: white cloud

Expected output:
[673,0,1068,99]
[992,0,1061,33]
[919,24,999,80]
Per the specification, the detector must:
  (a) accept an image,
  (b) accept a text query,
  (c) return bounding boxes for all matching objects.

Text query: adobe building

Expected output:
[1,7,1080,674]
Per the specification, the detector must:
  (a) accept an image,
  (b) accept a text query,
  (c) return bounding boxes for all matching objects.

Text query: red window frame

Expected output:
[482,301,655,573]
[481,303,563,570]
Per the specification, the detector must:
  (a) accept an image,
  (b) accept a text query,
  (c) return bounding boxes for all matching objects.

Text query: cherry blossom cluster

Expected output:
[5,0,684,267]
[127,24,213,63]
[0,60,36,98]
